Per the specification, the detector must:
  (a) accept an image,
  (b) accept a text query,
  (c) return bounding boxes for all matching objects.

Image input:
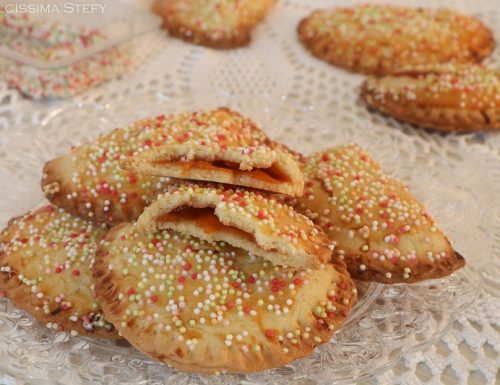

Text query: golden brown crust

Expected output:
[298,5,494,75]
[119,107,304,197]
[293,145,465,284]
[42,159,149,226]
[42,107,302,226]
[360,64,500,132]
[0,206,118,338]
[94,225,356,373]
[153,0,275,49]
[41,156,171,227]
[136,183,333,269]
[344,251,465,284]
[0,267,117,339]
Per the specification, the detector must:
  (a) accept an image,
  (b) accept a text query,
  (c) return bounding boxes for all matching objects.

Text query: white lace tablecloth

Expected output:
[0,0,499,384]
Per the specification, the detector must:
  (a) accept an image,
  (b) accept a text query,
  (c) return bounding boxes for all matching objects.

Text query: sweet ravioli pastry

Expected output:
[42,107,299,226]
[153,0,275,48]
[298,4,494,75]
[42,114,174,226]
[294,144,465,283]
[0,205,117,338]
[361,64,500,132]
[94,225,356,373]
[137,183,332,269]
[120,107,303,196]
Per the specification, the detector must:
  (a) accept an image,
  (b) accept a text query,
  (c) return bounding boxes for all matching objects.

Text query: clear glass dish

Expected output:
[0,0,161,69]
[0,0,161,99]
[0,91,488,384]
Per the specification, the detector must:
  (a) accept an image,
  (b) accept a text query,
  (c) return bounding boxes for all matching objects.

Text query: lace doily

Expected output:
[0,91,497,384]
[0,80,19,132]
[0,0,499,384]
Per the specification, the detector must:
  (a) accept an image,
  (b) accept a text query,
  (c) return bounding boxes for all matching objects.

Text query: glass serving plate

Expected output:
[0,91,489,385]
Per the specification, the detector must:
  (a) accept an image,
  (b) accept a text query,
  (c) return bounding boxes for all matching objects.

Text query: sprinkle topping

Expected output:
[138,183,332,268]
[364,64,500,110]
[43,108,286,224]
[295,144,460,282]
[0,10,105,61]
[300,4,492,74]
[98,227,355,359]
[0,10,130,99]
[157,0,274,43]
[0,206,114,335]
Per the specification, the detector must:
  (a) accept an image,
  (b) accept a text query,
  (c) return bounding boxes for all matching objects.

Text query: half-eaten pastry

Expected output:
[42,107,301,226]
[137,183,332,269]
[120,107,304,197]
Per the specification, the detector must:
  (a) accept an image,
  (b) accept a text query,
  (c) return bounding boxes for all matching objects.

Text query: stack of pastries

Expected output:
[298,4,499,133]
[0,107,465,374]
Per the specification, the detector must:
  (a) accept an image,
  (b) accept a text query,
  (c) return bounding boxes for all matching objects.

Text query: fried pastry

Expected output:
[361,64,500,132]
[294,144,465,284]
[137,183,333,269]
[43,108,294,226]
[298,4,494,75]
[120,108,303,197]
[94,225,356,373]
[0,205,117,338]
[153,0,275,48]
[42,115,175,226]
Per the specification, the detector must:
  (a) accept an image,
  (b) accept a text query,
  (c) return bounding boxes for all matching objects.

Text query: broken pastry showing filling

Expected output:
[136,183,333,269]
[41,107,302,226]
[120,108,304,197]
[294,144,465,283]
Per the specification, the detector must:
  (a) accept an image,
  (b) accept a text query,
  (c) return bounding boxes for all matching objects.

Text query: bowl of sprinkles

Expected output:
[0,1,161,99]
